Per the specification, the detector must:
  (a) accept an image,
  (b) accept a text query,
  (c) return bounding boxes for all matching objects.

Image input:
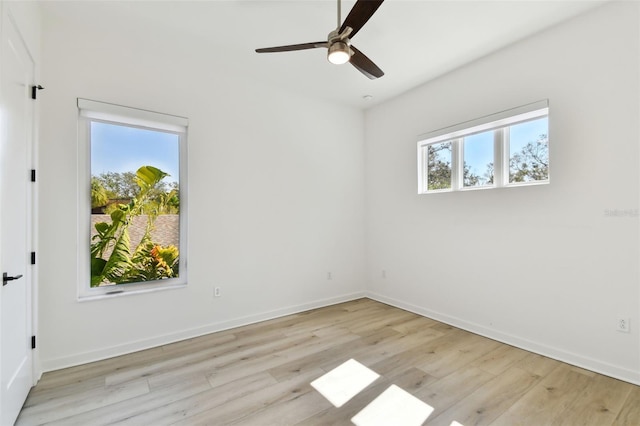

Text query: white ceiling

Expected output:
[40,0,605,109]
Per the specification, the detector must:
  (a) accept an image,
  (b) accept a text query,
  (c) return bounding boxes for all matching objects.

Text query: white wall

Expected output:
[38,10,366,371]
[365,1,640,384]
[38,0,640,386]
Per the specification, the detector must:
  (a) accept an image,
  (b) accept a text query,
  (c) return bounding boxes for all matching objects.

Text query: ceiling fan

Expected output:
[255,0,385,80]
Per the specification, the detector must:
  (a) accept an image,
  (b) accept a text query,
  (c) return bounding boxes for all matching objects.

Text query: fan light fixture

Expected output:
[255,0,385,79]
[327,41,351,65]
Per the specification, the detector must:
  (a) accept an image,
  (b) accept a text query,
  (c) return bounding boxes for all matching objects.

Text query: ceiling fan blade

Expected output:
[256,42,327,53]
[340,0,384,39]
[349,46,384,79]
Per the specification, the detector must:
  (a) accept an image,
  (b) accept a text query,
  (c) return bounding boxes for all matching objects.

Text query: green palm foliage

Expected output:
[90,177,109,209]
[90,166,180,287]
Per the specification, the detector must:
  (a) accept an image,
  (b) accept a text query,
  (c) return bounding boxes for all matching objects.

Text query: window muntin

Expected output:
[417,101,548,194]
[78,99,188,300]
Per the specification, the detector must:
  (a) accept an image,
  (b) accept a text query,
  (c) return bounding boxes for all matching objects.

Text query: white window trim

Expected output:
[417,100,549,194]
[77,99,189,301]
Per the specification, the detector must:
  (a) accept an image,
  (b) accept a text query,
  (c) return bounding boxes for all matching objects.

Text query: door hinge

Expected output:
[30,169,36,182]
[31,336,36,349]
[31,85,44,100]
[31,252,36,265]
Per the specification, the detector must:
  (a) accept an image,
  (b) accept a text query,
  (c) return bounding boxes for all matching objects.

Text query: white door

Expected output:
[0,10,35,426]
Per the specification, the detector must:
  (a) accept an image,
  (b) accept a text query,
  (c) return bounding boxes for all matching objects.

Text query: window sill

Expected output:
[77,282,187,302]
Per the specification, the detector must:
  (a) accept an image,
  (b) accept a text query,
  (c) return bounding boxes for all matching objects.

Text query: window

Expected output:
[418,100,548,194]
[424,141,452,191]
[508,117,549,183]
[462,130,494,188]
[77,99,188,299]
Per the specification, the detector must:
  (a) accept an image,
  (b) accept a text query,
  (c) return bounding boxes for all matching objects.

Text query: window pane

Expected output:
[90,121,181,287]
[509,117,549,183]
[427,141,452,190]
[463,131,494,187]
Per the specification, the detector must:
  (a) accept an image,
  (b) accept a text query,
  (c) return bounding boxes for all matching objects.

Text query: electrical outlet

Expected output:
[381,270,386,279]
[214,287,221,297]
[327,272,333,280]
[617,317,630,333]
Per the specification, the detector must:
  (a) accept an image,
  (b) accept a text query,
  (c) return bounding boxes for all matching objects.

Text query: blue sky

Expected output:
[509,117,548,157]
[463,117,548,181]
[464,131,493,183]
[90,121,180,184]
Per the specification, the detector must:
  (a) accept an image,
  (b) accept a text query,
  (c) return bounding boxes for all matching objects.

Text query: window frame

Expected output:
[77,98,189,301]
[423,140,455,193]
[417,100,549,194]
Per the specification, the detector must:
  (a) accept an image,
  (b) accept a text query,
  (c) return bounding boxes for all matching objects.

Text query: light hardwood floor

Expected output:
[16,299,640,425]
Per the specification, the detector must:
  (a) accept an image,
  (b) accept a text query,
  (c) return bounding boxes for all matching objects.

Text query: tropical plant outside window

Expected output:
[89,121,182,287]
[78,98,187,299]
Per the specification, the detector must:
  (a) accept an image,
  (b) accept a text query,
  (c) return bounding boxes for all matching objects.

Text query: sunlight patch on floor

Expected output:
[351,384,434,426]
[310,359,380,408]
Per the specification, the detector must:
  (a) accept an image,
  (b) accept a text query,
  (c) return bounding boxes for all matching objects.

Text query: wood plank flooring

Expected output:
[15,299,640,425]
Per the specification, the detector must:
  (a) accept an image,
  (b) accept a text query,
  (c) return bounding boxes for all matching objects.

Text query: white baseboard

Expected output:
[43,290,639,386]
[41,291,366,372]
[367,291,640,386]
